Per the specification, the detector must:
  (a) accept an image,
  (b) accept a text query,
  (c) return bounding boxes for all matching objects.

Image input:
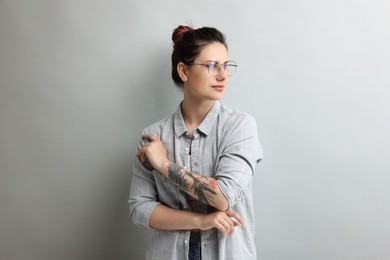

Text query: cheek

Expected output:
[189,74,210,87]
[199,77,210,86]
[199,74,212,85]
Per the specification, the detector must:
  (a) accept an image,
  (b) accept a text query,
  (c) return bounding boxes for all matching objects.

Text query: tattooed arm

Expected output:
[165,161,228,211]
[137,134,229,211]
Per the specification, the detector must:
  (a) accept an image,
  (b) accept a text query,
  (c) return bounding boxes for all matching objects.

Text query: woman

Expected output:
[129,25,263,260]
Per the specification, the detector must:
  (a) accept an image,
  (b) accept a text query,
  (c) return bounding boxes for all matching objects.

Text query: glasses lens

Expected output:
[207,61,238,76]
[208,61,218,76]
[226,61,237,76]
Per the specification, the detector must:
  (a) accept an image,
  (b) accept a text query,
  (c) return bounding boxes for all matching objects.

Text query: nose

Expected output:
[215,66,227,81]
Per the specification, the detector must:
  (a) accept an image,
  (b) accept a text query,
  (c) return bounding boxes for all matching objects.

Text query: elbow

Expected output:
[216,178,245,210]
[129,204,146,228]
[128,200,138,225]
[214,194,230,212]
[217,204,229,212]
[128,199,146,227]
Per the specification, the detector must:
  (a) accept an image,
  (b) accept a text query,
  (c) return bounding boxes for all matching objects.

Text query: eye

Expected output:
[208,61,218,69]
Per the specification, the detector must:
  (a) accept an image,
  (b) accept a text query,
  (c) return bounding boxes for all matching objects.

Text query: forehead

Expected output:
[195,42,229,62]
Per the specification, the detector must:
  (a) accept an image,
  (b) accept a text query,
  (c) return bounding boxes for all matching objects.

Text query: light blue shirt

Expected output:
[129,101,263,260]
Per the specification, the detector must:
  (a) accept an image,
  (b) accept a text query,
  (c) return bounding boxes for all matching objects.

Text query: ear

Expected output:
[177,62,188,82]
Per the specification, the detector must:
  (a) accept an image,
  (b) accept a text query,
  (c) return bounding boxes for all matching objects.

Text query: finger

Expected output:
[137,152,145,163]
[224,218,236,234]
[216,221,228,234]
[223,215,235,228]
[229,225,234,234]
[223,213,240,227]
[137,147,145,156]
[232,220,241,227]
[223,220,230,234]
[222,218,234,234]
[226,210,245,225]
[223,217,235,234]
[142,134,160,142]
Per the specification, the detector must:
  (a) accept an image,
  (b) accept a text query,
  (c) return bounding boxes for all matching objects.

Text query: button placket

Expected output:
[190,136,200,172]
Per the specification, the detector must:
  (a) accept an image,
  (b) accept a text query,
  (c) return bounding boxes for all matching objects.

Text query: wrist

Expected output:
[157,159,171,174]
[192,213,203,230]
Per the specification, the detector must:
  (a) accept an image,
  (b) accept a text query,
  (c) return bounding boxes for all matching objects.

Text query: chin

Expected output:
[209,95,223,101]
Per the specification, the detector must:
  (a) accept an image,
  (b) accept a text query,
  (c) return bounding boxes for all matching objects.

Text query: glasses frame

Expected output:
[186,60,238,77]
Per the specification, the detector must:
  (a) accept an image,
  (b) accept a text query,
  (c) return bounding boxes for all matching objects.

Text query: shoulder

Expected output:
[141,116,172,136]
[219,104,258,128]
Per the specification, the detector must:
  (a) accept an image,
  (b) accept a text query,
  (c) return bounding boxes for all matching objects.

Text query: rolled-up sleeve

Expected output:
[216,114,263,208]
[128,154,161,229]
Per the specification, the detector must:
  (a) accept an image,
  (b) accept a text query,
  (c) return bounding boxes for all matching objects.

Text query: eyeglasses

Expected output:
[187,60,238,76]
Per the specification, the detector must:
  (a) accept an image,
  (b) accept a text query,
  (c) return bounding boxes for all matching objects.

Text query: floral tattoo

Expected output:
[167,163,189,192]
[209,179,218,189]
[167,162,217,205]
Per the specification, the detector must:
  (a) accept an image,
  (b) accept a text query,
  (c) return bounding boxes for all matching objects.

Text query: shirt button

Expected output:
[184,240,188,244]
[183,166,188,170]
[184,148,189,152]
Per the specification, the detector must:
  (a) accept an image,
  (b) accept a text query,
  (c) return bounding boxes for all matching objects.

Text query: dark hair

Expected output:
[171,25,227,88]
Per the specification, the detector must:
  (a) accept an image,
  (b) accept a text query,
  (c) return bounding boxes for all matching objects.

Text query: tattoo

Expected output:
[167,163,189,191]
[209,179,218,189]
[167,163,217,205]
[187,171,217,205]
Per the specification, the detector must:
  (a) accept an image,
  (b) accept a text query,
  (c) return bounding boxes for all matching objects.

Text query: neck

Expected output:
[181,98,215,133]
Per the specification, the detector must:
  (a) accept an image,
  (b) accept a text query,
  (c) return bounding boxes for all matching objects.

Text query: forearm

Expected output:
[156,161,229,211]
[149,204,203,230]
[149,204,244,235]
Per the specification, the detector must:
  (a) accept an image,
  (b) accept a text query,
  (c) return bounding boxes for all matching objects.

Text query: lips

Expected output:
[212,85,225,91]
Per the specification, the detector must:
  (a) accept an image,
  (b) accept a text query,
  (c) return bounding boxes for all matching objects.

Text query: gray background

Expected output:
[1,0,389,259]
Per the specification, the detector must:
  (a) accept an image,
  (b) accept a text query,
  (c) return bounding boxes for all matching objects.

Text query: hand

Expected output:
[137,134,169,172]
[199,210,244,235]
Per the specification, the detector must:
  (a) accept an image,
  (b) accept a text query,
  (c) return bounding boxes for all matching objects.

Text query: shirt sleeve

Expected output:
[215,114,263,209]
[128,139,161,229]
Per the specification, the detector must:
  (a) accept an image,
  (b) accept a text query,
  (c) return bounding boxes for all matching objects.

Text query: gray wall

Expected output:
[1,1,389,259]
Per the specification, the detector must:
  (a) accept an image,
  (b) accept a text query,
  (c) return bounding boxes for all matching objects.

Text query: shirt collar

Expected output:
[173,101,221,137]
[173,103,187,137]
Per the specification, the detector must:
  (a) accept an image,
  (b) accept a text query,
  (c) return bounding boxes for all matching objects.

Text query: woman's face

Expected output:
[183,42,229,102]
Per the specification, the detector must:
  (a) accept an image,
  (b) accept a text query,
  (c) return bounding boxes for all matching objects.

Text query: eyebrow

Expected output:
[204,60,230,63]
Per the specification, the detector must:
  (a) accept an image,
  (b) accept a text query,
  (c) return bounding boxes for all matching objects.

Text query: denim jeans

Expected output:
[189,231,201,260]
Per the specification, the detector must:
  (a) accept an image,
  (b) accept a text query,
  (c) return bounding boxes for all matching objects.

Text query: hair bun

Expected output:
[172,25,192,44]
